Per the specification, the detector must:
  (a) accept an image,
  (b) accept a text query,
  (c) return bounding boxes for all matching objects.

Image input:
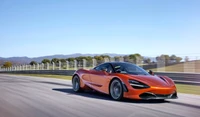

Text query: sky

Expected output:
[0,0,200,58]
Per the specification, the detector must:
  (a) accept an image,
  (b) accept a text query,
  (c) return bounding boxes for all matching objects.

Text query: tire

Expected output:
[110,79,123,100]
[72,75,82,92]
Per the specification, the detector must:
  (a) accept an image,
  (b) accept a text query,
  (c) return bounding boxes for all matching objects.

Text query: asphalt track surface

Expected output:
[0,74,200,117]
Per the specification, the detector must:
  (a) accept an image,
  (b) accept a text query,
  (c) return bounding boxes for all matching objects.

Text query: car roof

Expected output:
[99,61,133,66]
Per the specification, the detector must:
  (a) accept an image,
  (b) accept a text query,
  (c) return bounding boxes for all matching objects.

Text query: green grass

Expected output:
[175,84,200,95]
[7,74,200,95]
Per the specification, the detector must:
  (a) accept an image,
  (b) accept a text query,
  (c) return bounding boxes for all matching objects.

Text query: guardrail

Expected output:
[0,70,200,86]
[154,72,200,85]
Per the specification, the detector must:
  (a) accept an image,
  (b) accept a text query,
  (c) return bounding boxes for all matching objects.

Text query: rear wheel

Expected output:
[72,75,82,92]
[110,79,123,100]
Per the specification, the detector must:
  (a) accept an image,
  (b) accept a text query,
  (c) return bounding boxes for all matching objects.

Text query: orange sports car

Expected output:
[72,62,178,100]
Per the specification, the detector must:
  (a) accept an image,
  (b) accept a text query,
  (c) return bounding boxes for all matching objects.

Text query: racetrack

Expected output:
[0,74,200,117]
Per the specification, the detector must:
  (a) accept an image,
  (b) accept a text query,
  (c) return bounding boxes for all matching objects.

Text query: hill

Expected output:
[0,53,128,65]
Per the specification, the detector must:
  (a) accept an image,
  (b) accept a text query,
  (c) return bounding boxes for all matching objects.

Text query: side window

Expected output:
[94,63,113,73]
[94,64,105,71]
[106,64,114,73]
[94,66,101,71]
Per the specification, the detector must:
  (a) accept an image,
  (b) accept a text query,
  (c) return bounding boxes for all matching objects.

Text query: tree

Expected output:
[162,55,170,64]
[60,59,66,63]
[85,56,93,67]
[66,57,75,68]
[66,57,75,62]
[156,54,170,64]
[100,55,110,59]
[42,59,50,64]
[51,58,59,64]
[75,56,86,62]
[114,56,120,61]
[129,53,142,63]
[185,56,189,62]
[29,61,37,65]
[2,61,12,68]
[94,56,104,64]
[85,56,92,61]
[144,58,151,64]
[176,57,182,63]
[170,55,177,61]
[123,55,129,62]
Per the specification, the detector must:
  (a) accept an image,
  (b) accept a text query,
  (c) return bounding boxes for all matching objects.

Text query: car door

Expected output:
[90,63,113,93]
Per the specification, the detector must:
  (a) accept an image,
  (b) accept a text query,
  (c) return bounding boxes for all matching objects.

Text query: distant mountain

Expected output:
[0,53,156,65]
[0,53,127,65]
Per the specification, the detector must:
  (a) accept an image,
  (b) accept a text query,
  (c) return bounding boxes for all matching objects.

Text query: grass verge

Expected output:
[175,84,200,95]
[7,74,200,95]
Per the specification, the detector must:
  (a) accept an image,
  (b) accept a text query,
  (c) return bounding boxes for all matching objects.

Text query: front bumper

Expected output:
[123,85,178,100]
[139,92,178,100]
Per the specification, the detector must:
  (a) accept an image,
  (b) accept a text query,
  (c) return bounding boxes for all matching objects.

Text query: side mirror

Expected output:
[148,70,154,75]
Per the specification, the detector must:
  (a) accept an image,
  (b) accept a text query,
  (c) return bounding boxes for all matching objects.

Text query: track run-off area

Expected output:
[0,74,200,117]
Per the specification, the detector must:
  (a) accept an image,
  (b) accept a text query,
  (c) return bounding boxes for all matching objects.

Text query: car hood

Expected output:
[128,75,173,87]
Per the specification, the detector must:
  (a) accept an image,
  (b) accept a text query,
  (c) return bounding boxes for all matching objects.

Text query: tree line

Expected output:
[29,54,184,65]
[1,54,186,68]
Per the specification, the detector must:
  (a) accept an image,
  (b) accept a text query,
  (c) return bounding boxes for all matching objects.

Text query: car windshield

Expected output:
[112,62,150,75]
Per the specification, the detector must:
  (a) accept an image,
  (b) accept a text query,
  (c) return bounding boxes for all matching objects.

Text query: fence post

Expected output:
[119,57,124,62]
[33,64,35,70]
[52,62,55,70]
[66,61,69,70]
[59,61,61,70]
[41,63,44,70]
[37,63,39,70]
[92,59,96,68]
[83,59,86,69]
[104,57,110,62]
[110,57,115,62]
[74,60,77,70]
[47,63,49,70]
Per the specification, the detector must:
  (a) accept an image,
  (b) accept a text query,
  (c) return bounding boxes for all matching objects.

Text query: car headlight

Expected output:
[128,80,150,89]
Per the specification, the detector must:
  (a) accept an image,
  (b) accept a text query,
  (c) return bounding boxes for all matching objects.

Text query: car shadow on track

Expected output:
[52,88,170,104]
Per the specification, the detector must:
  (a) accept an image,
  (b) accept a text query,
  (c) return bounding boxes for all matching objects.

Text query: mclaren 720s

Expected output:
[72,62,178,101]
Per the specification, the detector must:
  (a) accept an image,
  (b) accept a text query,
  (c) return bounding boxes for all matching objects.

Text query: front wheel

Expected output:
[72,75,82,92]
[110,79,123,100]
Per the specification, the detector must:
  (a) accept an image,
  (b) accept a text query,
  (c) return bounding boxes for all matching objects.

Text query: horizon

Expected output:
[0,0,200,58]
[0,53,198,60]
